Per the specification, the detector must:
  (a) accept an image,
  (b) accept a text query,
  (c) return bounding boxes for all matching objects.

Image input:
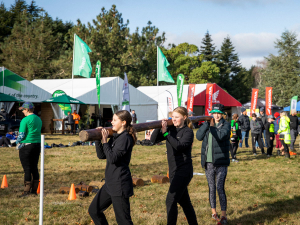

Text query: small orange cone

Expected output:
[68,183,76,200]
[1,175,8,189]
[37,180,40,194]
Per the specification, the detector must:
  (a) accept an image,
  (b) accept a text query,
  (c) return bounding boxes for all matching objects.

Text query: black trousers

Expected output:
[0,137,11,147]
[266,135,274,155]
[166,174,198,225]
[88,187,133,225]
[230,142,239,159]
[251,133,264,154]
[19,143,41,182]
[280,140,289,153]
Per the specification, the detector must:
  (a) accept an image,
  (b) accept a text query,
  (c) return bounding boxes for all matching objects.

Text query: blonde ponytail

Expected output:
[186,118,193,129]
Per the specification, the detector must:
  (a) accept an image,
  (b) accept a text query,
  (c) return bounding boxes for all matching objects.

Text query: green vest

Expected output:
[269,123,274,133]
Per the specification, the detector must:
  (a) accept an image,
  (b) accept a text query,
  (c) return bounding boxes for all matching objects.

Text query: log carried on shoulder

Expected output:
[79,115,212,142]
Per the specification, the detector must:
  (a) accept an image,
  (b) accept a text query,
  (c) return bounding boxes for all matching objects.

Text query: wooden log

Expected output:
[59,186,80,194]
[151,175,169,184]
[79,116,212,142]
[132,176,144,187]
[75,182,94,193]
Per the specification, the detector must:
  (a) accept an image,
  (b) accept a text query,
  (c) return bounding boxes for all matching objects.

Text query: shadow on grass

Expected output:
[230,196,300,224]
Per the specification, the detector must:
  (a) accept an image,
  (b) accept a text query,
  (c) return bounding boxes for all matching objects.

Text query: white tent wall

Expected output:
[137,84,207,120]
[31,77,158,123]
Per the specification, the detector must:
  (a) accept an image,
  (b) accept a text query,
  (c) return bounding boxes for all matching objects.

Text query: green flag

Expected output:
[72,34,92,78]
[177,74,185,107]
[95,60,101,110]
[157,47,175,83]
[290,96,298,113]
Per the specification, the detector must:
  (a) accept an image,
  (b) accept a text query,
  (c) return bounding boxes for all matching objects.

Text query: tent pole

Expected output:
[2,66,4,93]
[72,33,76,98]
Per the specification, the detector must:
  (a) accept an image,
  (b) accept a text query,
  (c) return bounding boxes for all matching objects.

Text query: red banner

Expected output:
[265,87,272,116]
[187,84,196,113]
[250,88,259,115]
[205,84,214,116]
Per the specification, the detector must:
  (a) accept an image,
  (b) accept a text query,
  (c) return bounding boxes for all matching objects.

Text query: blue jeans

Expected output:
[239,131,249,147]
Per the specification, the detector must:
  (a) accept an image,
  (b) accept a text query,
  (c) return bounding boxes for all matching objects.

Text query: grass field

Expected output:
[1,131,300,225]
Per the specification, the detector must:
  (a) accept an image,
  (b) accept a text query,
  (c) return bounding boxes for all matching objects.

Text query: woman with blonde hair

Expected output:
[151,107,198,225]
[277,111,291,158]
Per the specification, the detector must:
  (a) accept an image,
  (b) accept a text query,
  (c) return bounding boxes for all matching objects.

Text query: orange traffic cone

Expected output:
[1,175,8,189]
[68,183,76,200]
[37,180,40,194]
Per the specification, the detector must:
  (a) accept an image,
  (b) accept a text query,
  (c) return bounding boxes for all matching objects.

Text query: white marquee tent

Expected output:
[137,84,207,120]
[32,77,158,123]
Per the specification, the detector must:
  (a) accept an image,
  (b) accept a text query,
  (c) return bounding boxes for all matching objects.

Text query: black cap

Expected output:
[210,103,225,114]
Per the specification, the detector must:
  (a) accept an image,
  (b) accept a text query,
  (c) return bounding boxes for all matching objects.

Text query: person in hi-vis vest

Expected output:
[277,111,291,158]
[72,110,81,133]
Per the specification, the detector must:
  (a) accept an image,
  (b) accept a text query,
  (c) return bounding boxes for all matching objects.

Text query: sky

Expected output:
[4,0,300,68]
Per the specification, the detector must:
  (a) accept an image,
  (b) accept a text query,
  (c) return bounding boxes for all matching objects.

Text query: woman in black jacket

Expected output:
[150,107,198,225]
[196,104,230,225]
[88,110,136,225]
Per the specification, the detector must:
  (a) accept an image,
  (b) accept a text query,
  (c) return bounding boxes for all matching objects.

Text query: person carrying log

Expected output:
[150,106,198,225]
[88,110,136,225]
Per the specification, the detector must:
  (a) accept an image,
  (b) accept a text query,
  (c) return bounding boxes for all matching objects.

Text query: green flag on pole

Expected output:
[72,34,92,78]
[290,96,298,114]
[157,47,175,83]
[95,60,101,110]
[177,74,184,107]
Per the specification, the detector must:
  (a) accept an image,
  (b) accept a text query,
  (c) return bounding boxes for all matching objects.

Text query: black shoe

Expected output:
[285,153,290,158]
[277,150,281,156]
[18,191,30,198]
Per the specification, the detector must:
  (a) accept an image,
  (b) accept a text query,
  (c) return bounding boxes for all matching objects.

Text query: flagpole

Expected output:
[72,33,76,98]
[2,66,4,93]
[157,46,158,87]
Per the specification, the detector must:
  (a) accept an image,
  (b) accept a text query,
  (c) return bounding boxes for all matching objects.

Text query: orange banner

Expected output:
[265,87,272,116]
[205,84,214,116]
[251,88,259,115]
[187,84,196,113]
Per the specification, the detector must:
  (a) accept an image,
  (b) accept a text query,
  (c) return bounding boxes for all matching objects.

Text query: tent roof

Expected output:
[190,83,242,107]
[31,77,157,106]
[243,98,283,110]
[284,101,300,111]
[137,84,207,104]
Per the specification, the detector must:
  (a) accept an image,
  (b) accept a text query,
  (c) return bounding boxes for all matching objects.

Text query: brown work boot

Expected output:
[30,180,39,195]
[18,181,31,198]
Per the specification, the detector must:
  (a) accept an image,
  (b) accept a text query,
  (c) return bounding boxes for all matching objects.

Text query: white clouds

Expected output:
[164,31,279,69]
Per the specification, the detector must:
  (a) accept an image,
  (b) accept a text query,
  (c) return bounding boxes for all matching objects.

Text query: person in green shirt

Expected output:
[16,102,42,197]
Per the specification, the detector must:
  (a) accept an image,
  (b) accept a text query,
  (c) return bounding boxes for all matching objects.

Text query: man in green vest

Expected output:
[265,115,275,157]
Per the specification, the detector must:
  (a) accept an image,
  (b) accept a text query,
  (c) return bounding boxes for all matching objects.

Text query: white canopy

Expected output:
[137,84,207,120]
[32,77,158,123]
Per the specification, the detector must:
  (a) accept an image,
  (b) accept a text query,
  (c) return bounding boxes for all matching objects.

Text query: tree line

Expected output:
[1,1,297,106]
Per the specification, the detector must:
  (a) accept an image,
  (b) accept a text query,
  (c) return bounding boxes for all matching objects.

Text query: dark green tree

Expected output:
[200,31,218,62]
[259,30,300,106]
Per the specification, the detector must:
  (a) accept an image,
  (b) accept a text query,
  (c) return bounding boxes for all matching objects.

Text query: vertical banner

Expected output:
[250,88,259,115]
[187,84,196,113]
[177,74,184,107]
[165,90,174,117]
[265,87,272,116]
[121,73,130,112]
[95,60,101,110]
[290,96,298,114]
[205,83,214,116]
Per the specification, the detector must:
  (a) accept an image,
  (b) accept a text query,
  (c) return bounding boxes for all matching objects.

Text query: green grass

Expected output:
[1,132,300,224]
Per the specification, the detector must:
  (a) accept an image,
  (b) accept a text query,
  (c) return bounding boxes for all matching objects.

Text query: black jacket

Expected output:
[250,119,262,134]
[238,114,250,131]
[259,113,267,126]
[265,122,274,138]
[132,113,137,123]
[150,125,194,179]
[65,114,74,124]
[95,130,134,197]
[196,118,231,168]
[288,115,299,131]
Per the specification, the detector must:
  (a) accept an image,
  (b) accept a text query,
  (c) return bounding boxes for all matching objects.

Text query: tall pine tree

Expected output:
[200,31,218,62]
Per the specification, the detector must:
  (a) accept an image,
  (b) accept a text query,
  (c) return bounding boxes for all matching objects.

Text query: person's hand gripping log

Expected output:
[161,119,168,133]
[96,126,109,144]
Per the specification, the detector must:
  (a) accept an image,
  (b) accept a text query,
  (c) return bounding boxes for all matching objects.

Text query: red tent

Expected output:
[187,83,242,107]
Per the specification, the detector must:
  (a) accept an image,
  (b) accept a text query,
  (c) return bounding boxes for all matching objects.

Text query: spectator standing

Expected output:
[64,111,74,133]
[238,108,250,148]
[16,102,42,197]
[265,115,275,157]
[274,112,282,155]
[250,113,265,155]
[131,110,137,124]
[230,114,242,162]
[278,111,291,158]
[72,110,80,133]
[196,104,230,225]
[258,108,268,147]
[288,110,299,155]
